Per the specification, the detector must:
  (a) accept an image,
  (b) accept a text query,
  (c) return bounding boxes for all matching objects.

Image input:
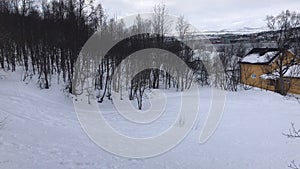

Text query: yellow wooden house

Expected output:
[240,48,300,94]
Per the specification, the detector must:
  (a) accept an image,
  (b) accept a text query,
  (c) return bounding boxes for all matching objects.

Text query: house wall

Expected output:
[240,63,271,87]
[268,51,300,94]
[260,78,277,91]
[287,78,300,94]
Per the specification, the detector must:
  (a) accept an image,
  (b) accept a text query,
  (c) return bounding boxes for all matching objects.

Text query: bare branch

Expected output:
[283,122,300,138]
[289,160,300,169]
[0,116,7,129]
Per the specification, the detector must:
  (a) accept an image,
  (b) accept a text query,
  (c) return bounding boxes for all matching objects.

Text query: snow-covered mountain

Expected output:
[201,26,268,35]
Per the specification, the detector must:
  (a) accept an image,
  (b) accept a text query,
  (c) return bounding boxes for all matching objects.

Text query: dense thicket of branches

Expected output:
[92,34,200,108]
[0,1,205,108]
[0,0,104,92]
[0,1,249,109]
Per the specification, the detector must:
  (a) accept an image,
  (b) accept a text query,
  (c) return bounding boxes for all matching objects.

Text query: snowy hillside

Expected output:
[1,69,300,169]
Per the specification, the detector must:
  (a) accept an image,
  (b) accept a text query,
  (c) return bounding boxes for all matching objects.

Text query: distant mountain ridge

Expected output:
[201,26,268,35]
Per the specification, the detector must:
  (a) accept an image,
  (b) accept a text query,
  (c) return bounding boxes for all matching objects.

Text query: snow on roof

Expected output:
[284,65,300,78]
[241,51,279,64]
[260,74,279,80]
[261,65,300,79]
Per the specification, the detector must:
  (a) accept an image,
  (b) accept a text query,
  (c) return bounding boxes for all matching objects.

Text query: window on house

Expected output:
[251,74,257,78]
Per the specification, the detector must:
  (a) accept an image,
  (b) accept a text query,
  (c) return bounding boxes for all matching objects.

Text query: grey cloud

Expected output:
[98,0,300,31]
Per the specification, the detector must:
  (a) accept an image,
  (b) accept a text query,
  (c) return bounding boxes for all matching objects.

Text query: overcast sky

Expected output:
[98,0,300,31]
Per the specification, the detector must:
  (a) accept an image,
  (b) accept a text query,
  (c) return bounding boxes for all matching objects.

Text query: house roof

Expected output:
[284,65,300,78]
[261,65,300,79]
[240,48,281,65]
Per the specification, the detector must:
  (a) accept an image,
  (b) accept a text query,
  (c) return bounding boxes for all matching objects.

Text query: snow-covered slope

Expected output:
[0,69,300,169]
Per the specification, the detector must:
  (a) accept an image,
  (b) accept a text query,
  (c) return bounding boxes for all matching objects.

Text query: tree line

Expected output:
[1,0,299,109]
[0,1,206,108]
[0,0,104,92]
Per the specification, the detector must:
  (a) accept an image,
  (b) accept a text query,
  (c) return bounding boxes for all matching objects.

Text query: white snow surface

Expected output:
[241,51,278,64]
[284,65,300,78]
[261,64,300,79]
[1,69,300,169]
[260,73,279,80]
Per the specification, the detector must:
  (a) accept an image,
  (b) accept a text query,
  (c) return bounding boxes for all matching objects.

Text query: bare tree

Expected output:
[151,3,171,89]
[176,15,190,41]
[0,116,7,130]
[289,160,300,169]
[152,3,170,35]
[283,122,300,138]
[266,10,300,95]
[131,71,149,110]
[283,122,300,169]
[213,44,246,91]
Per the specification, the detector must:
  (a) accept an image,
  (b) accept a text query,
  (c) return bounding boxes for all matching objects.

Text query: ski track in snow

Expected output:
[0,69,300,169]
